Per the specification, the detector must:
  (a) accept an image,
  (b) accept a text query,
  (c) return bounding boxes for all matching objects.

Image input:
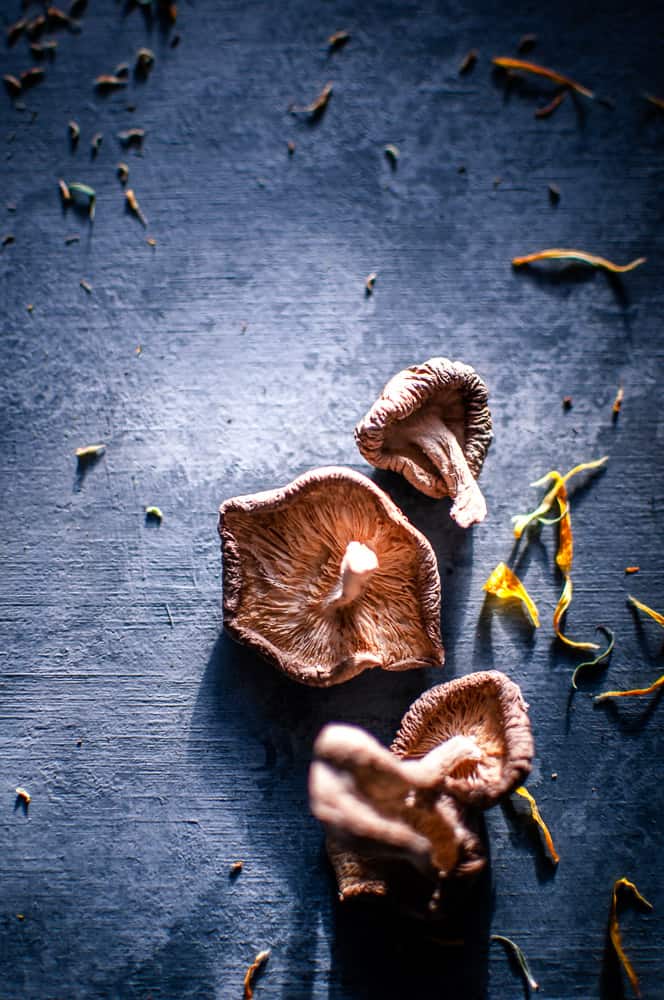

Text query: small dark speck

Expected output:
[226,418,233,424]
[170,34,181,48]
[457,164,466,174]
[77,739,83,747]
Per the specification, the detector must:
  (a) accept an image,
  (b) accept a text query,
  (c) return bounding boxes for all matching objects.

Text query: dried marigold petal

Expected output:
[243,949,270,1000]
[595,673,664,703]
[512,456,608,539]
[514,786,559,864]
[290,81,332,116]
[607,877,653,998]
[624,567,640,575]
[512,248,646,273]
[492,56,594,98]
[483,561,540,627]
[612,386,624,414]
[627,594,664,627]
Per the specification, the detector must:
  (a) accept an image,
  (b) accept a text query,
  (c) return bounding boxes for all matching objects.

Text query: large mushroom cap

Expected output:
[219,466,443,687]
[390,671,534,809]
[309,723,484,901]
[354,358,493,527]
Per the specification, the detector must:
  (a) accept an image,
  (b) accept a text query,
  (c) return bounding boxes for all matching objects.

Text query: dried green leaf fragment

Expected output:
[571,626,614,690]
[491,935,539,991]
[68,182,96,219]
[145,506,163,521]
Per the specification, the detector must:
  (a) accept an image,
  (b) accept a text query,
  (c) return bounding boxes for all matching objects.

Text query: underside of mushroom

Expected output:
[354,358,493,528]
[391,671,534,808]
[219,467,444,686]
[310,723,485,901]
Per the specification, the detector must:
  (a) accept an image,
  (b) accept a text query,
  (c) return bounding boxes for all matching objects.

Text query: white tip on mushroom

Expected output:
[326,540,379,610]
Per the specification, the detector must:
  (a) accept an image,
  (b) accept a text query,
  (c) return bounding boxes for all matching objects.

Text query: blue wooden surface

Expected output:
[1,1,663,997]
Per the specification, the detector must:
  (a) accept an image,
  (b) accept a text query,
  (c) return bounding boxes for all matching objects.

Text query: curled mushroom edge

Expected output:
[354,357,493,528]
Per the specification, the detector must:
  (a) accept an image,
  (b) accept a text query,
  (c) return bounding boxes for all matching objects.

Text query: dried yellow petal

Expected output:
[628,595,664,627]
[75,444,105,461]
[514,786,559,864]
[511,456,608,539]
[492,56,594,98]
[243,949,270,999]
[512,248,646,273]
[608,877,652,997]
[15,786,31,804]
[483,561,540,627]
[595,673,664,703]
[145,506,163,521]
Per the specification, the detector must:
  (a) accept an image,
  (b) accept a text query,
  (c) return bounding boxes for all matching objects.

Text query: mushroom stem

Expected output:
[401,735,482,788]
[417,416,487,528]
[326,541,379,610]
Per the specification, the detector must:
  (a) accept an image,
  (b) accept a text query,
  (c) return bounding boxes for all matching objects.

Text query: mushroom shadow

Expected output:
[369,469,474,679]
[327,838,493,1000]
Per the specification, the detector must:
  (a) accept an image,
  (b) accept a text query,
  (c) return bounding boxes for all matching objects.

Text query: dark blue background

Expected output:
[1,1,663,997]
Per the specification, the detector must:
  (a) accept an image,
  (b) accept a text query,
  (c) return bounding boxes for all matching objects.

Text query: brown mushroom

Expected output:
[354,358,493,528]
[218,466,443,686]
[391,671,534,809]
[309,723,485,900]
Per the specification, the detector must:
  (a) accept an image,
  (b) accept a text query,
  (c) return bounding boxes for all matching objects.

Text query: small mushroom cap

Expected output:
[219,466,443,687]
[390,671,534,809]
[354,357,492,500]
[310,723,484,898]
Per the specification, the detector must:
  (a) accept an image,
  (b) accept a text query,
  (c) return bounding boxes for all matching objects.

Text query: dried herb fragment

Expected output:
[146,236,156,246]
[535,89,567,118]
[15,786,31,805]
[94,75,127,89]
[365,271,377,294]
[492,56,594,98]
[117,128,145,146]
[491,934,539,992]
[2,234,15,246]
[90,131,103,154]
[290,81,333,116]
[644,94,664,111]
[20,67,45,86]
[3,75,22,97]
[68,119,80,142]
[459,48,478,74]
[328,30,350,50]
[79,278,92,293]
[517,33,538,53]
[483,561,540,627]
[125,188,147,226]
[117,162,129,183]
[68,182,96,219]
[607,877,653,997]
[562,395,572,409]
[243,949,270,1000]
[625,567,639,575]
[7,18,27,45]
[58,178,71,203]
[287,140,295,155]
[114,63,130,79]
[75,443,105,461]
[571,626,615,690]
[512,455,608,539]
[595,673,664,703]
[145,505,163,521]
[31,40,58,57]
[627,594,664,627]
[512,248,646,273]
[548,183,561,202]
[26,15,47,38]
[136,47,155,73]
[514,786,559,864]
[230,860,243,875]
[64,234,80,243]
[612,386,624,414]
[384,143,400,165]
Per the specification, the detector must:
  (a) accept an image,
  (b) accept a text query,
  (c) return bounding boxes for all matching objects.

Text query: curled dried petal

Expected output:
[512,456,608,539]
[627,594,664,627]
[492,56,594,98]
[608,877,653,997]
[514,786,559,864]
[512,248,646,273]
[491,934,539,992]
[243,949,270,1000]
[483,561,540,627]
[595,673,664,703]
[571,626,614,690]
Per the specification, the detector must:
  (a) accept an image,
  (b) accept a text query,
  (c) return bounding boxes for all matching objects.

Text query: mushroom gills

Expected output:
[388,407,487,527]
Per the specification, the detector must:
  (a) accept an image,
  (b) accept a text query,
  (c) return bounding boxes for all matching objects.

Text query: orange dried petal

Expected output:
[595,673,664,703]
[483,562,540,627]
[512,248,646,273]
[492,56,594,98]
[514,786,559,864]
[608,878,653,997]
[628,595,664,627]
